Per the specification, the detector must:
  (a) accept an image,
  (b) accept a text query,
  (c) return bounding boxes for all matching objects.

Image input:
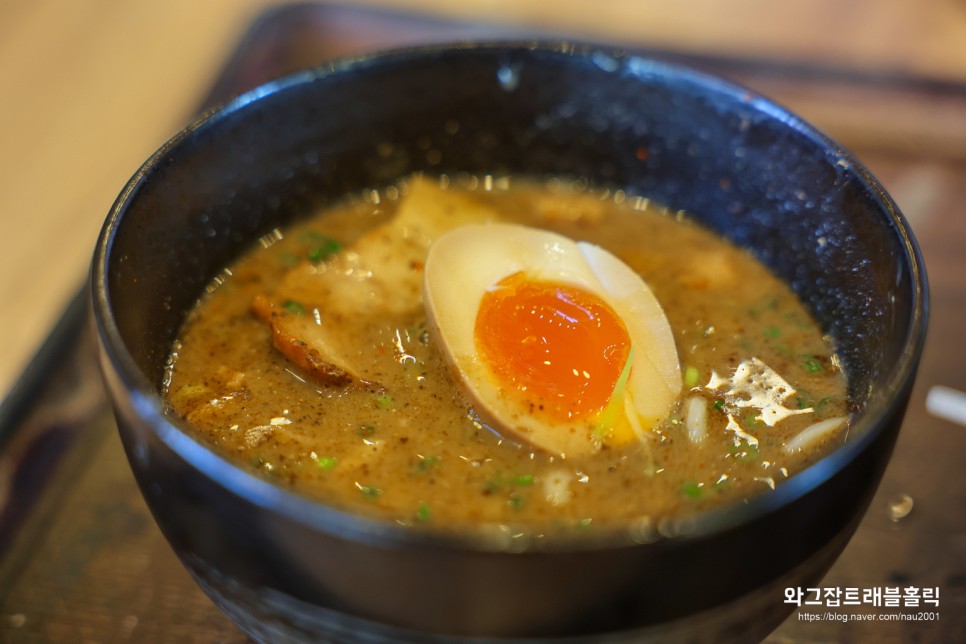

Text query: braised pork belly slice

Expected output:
[252,176,503,387]
[252,294,361,386]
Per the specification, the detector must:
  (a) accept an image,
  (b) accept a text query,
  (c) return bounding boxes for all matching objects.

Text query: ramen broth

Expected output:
[164,175,850,531]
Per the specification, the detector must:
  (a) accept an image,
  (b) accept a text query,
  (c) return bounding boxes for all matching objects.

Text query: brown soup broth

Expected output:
[164,175,849,531]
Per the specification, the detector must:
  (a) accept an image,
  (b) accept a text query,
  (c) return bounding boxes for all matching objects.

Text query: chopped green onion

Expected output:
[801,355,822,373]
[684,365,700,388]
[682,481,704,499]
[316,456,338,470]
[713,399,725,412]
[416,455,440,472]
[308,237,342,262]
[508,493,524,510]
[375,394,393,409]
[763,326,782,339]
[730,444,760,462]
[416,502,431,521]
[357,424,376,438]
[358,484,382,498]
[282,300,305,315]
[514,474,535,487]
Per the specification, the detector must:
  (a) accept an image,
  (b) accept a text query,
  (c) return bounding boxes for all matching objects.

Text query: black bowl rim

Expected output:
[91,39,929,553]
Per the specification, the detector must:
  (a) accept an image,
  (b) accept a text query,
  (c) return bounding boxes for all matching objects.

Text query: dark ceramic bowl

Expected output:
[91,42,927,642]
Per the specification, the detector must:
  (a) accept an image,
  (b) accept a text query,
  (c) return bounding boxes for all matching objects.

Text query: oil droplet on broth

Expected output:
[888,493,914,522]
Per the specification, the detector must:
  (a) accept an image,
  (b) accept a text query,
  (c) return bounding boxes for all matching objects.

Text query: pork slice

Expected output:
[253,176,502,386]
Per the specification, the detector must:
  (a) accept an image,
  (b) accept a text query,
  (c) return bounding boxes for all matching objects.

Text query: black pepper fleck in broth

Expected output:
[163,174,850,533]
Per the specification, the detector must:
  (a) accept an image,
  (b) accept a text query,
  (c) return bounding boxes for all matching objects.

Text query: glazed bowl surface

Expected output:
[91,42,927,642]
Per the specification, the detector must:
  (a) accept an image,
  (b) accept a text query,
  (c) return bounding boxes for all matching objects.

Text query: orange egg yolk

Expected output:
[475,272,632,422]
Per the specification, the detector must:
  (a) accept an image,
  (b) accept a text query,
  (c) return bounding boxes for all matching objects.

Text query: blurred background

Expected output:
[1,1,964,641]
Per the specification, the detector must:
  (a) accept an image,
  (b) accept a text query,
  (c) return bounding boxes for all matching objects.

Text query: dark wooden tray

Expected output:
[1,4,963,641]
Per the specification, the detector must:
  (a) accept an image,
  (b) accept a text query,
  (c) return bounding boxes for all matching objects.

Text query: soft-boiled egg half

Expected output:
[423,223,681,457]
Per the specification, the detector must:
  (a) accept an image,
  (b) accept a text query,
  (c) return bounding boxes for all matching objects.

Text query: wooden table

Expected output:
[1,2,964,641]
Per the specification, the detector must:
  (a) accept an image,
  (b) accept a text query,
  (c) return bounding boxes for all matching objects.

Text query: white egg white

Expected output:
[423,223,681,457]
